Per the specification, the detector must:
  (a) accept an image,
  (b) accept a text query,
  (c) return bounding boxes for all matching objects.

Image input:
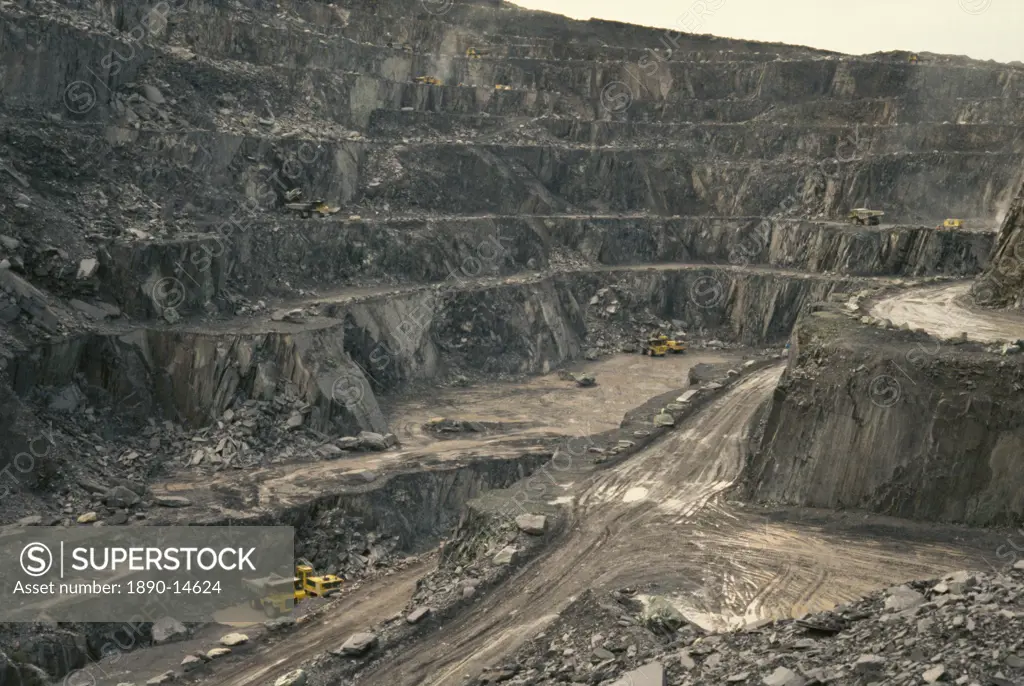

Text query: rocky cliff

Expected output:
[746,307,1024,526]
[977,172,1024,308]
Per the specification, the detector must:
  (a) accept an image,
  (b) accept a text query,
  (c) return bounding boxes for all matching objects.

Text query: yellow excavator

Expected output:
[941,218,964,229]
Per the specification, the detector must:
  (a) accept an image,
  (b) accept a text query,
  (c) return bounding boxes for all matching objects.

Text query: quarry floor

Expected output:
[98,285,1024,685]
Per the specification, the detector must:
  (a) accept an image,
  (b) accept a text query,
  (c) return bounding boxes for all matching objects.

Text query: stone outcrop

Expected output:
[977,171,1024,308]
[745,308,1024,526]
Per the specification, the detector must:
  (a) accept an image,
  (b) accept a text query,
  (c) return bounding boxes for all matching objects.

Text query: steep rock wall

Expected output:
[977,172,1024,308]
[98,216,991,319]
[745,309,1024,526]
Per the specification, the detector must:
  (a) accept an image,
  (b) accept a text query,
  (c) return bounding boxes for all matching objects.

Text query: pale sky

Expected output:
[511,0,1024,64]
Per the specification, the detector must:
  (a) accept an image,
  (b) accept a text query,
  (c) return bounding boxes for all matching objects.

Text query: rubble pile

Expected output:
[490,567,1024,686]
[585,284,741,355]
[297,515,402,581]
[8,378,399,524]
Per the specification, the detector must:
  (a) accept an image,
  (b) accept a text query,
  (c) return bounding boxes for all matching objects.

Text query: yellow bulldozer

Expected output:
[296,560,344,597]
[641,334,687,357]
[243,561,343,618]
[941,218,964,229]
[414,76,443,86]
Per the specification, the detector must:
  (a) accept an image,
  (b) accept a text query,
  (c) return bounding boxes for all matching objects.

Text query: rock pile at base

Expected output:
[483,567,1024,686]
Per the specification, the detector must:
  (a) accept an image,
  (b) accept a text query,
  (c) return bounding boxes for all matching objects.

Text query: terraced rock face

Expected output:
[0,0,1020,517]
[3,0,1024,683]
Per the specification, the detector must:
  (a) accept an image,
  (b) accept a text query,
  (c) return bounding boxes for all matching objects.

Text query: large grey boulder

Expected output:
[219,632,248,647]
[274,670,307,686]
[688,363,717,386]
[333,632,378,656]
[406,607,431,624]
[151,617,188,645]
[884,586,924,612]
[515,514,548,535]
[104,485,140,508]
[610,661,665,686]
[643,597,686,634]
[571,373,596,387]
[493,546,519,565]
[357,431,388,451]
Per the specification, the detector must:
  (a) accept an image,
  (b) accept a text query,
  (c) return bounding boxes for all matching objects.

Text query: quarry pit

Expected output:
[2,1,1024,685]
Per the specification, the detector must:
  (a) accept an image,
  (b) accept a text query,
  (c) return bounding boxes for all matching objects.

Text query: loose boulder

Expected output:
[104,485,140,508]
[357,431,388,451]
[333,632,378,656]
[643,597,686,634]
[610,661,665,686]
[180,656,203,673]
[151,617,188,645]
[406,607,431,624]
[219,632,248,647]
[153,496,192,508]
[515,514,548,535]
[274,670,307,686]
[493,546,519,565]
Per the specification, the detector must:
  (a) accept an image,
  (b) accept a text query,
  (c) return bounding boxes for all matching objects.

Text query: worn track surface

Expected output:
[870,281,1024,342]
[353,366,996,686]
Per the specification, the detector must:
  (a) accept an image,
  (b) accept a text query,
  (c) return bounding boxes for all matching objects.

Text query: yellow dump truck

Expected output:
[244,562,343,617]
[284,201,341,218]
[244,574,305,618]
[848,208,884,226]
[641,335,686,356]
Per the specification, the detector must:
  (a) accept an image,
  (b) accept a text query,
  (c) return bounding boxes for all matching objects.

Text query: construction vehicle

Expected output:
[243,560,343,617]
[494,84,513,91]
[295,559,344,597]
[665,338,687,354]
[848,208,884,226]
[941,218,964,229]
[285,200,341,218]
[243,573,305,618]
[641,335,686,357]
[466,48,491,58]
[414,76,442,86]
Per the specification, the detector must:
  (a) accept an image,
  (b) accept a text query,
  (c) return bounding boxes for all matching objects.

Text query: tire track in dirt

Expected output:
[870,281,1024,342]
[360,367,786,686]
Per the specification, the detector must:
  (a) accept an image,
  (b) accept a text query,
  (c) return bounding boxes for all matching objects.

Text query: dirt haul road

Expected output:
[358,366,993,686]
[870,281,1024,342]
[147,352,733,520]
